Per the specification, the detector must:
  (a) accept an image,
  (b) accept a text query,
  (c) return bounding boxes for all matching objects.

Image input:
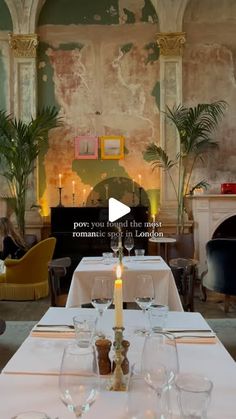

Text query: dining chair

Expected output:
[169,258,197,312]
[0,237,56,301]
[48,257,71,306]
[203,238,236,312]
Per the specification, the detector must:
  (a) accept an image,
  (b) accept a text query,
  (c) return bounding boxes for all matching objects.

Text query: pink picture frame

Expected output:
[75,136,98,159]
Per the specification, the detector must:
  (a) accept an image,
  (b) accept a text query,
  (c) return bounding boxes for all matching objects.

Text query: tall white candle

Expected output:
[114,264,123,328]
[83,188,86,202]
[138,174,142,187]
[132,179,135,192]
[58,173,62,188]
[72,181,75,194]
[105,184,109,199]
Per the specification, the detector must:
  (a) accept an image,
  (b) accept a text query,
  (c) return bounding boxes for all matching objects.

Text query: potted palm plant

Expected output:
[0,107,62,236]
[145,101,226,240]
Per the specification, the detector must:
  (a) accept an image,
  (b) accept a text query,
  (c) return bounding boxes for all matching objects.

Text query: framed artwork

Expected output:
[75,136,98,159]
[100,136,124,160]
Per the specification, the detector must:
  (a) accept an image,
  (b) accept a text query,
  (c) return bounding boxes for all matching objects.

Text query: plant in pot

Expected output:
[0,107,62,237]
[144,100,227,258]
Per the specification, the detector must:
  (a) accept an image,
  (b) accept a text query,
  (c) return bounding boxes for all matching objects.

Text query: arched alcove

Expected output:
[212,215,236,239]
[36,0,160,215]
[0,0,12,30]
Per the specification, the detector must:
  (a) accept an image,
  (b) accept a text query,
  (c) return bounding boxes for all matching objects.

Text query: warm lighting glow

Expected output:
[72,180,75,194]
[132,178,135,192]
[116,264,122,279]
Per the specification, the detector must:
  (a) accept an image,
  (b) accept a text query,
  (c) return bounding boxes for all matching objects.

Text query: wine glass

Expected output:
[134,274,154,334]
[110,237,119,258]
[59,343,99,418]
[141,332,179,416]
[91,276,113,338]
[124,234,134,261]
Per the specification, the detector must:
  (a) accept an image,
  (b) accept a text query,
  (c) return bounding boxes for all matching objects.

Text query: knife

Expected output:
[36,324,74,329]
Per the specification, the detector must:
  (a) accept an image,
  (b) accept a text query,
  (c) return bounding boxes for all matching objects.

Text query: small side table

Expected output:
[149,237,177,261]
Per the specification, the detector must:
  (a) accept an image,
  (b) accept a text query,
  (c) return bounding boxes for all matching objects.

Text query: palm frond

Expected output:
[144,143,177,170]
[189,180,210,195]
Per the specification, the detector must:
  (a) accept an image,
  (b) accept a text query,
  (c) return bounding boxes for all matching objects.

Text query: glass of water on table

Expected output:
[91,276,113,338]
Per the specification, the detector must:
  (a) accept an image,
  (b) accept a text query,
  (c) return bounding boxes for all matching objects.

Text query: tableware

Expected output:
[91,276,113,338]
[126,374,159,418]
[175,372,213,418]
[141,332,179,416]
[134,274,154,335]
[11,413,53,419]
[59,343,99,418]
[102,252,113,265]
[134,248,145,256]
[110,237,119,258]
[73,316,97,347]
[124,235,134,260]
[149,304,169,332]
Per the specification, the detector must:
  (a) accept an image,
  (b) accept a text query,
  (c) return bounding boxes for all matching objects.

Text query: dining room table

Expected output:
[65,256,183,311]
[1,307,236,418]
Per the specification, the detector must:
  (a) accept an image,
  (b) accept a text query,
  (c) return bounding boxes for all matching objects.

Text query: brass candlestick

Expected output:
[72,192,75,206]
[57,187,64,207]
[109,327,127,391]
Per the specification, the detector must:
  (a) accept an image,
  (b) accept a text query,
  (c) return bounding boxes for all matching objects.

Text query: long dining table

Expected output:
[66,256,183,311]
[1,307,236,418]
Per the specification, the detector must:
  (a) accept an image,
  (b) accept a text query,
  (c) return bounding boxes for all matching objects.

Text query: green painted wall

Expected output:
[0,0,13,30]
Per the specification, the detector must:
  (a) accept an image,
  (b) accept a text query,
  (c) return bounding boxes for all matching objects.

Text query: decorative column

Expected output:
[8,33,38,121]
[157,32,186,221]
[8,33,42,236]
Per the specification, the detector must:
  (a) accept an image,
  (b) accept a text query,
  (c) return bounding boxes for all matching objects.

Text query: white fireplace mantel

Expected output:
[191,194,236,274]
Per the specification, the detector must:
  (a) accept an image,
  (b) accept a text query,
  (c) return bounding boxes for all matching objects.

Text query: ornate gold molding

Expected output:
[8,33,38,58]
[157,32,186,56]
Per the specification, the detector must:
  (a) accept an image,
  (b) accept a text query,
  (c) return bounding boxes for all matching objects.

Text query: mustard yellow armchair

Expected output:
[0,237,56,301]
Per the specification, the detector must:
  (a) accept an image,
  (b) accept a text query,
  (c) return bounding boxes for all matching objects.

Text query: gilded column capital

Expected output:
[156,32,186,56]
[8,33,38,58]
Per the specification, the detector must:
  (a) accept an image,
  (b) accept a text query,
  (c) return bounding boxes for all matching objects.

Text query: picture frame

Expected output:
[100,135,124,160]
[75,136,98,159]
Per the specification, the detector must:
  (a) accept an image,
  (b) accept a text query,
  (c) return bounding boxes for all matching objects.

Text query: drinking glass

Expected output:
[110,237,119,258]
[59,343,99,418]
[141,332,179,415]
[134,274,154,334]
[91,276,113,338]
[124,235,134,260]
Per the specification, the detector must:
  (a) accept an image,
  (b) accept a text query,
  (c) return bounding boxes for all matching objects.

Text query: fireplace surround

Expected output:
[191,194,236,274]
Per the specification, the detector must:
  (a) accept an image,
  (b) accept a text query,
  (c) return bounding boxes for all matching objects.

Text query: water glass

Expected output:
[102,252,113,265]
[126,374,159,419]
[59,343,99,417]
[134,274,154,334]
[149,304,169,332]
[134,249,145,256]
[175,373,213,419]
[73,316,97,347]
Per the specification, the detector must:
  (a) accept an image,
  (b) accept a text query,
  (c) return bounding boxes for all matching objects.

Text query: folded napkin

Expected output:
[173,332,217,344]
[31,325,75,339]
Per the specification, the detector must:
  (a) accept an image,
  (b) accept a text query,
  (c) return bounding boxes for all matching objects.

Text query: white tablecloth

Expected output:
[66,256,183,311]
[1,308,236,418]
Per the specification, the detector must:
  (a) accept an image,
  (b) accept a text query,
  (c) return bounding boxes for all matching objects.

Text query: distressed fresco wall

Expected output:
[37,0,160,215]
[183,0,236,193]
[0,0,12,112]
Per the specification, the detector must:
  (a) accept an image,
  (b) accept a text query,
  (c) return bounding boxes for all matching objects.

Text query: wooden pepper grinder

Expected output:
[95,339,112,375]
[112,339,130,375]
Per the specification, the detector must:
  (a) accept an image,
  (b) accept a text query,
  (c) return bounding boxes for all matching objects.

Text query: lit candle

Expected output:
[132,179,135,193]
[58,173,62,188]
[138,174,142,187]
[114,264,123,328]
[152,214,155,223]
[72,181,75,194]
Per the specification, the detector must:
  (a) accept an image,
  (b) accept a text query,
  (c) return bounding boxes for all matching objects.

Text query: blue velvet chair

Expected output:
[203,238,236,312]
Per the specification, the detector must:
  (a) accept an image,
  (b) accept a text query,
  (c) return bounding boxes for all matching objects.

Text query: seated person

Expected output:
[0,217,27,260]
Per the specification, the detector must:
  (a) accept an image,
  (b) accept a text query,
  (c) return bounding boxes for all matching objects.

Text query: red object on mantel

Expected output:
[221,183,236,194]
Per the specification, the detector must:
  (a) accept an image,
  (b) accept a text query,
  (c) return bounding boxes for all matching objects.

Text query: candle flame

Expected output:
[116,264,122,279]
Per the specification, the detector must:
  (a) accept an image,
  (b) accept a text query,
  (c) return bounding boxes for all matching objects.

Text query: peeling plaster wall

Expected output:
[0,0,12,111]
[183,0,236,193]
[37,0,160,213]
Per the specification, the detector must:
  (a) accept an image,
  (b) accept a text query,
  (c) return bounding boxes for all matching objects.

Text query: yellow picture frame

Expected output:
[100,136,124,160]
